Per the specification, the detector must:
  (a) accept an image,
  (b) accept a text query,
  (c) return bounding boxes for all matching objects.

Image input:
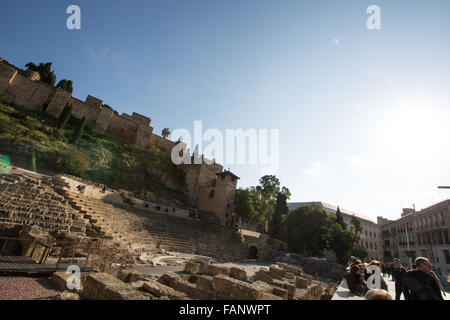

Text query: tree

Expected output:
[284,204,332,256]
[71,116,86,143]
[271,192,289,239]
[26,62,56,85]
[336,206,346,230]
[235,188,269,223]
[162,128,171,139]
[327,223,354,263]
[350,215,363,251]
[56,79,73,93]
[352,245,369,260]
[57,104,72,130]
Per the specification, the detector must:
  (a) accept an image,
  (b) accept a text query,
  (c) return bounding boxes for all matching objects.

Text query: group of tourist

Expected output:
[344,256,446,300]
[76,184,86,194]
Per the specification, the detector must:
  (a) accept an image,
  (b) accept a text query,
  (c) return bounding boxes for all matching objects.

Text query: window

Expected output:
[365,230,368,236]
[209,190,215,198]
[374,232,376,238]
[444,250,450,265]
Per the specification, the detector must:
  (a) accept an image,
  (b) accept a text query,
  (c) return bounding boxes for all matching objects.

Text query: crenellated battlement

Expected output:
[0,58,167,152]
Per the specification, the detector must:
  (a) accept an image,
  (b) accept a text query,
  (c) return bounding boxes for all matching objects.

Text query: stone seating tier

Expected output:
[64,192,245,260]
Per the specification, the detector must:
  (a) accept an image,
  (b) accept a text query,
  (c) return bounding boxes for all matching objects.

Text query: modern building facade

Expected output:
[379,199,450,280]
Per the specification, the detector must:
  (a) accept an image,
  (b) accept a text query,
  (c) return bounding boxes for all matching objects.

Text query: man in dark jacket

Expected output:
[402,257,444,300]
[392,258,406,300]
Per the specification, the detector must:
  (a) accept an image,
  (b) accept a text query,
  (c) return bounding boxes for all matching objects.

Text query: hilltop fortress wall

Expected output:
[0,58,164,153]
[0,58,240,226]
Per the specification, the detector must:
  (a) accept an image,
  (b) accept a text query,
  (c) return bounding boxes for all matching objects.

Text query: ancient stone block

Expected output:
[268,267,286,280]
[294,288,309,300]
[117,269,142,282]
[276,262,303,276]
[55,292,80,300]
[282,283,296,298]
[202,264,230,277]
[254,270,274,284]
[195,275,214,294]
[82,273,153,300]
[272,287,289,300]
[261,293,284,300]
[51,272,72,291]
[213,275,263,300]
[142,280,187,299]
[251,281,274,293]
[184,262,201,275]
[159,272,206,299]
[295,276,311,289]
[229,267,248,282]
[212,274,234,296]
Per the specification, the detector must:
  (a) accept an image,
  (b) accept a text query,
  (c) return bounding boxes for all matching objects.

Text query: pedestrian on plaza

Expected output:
[392,258,407,300]
[402,257,444,300]
[344,265,369,297]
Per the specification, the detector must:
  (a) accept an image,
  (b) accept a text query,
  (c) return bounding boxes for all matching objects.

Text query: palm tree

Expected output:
[162,128,170,139]
[350,214,362,251]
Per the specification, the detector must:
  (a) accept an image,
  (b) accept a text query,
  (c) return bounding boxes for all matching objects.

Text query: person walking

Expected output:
[344,265,369,297]
[392,258,407,300]
[402,257,444,300]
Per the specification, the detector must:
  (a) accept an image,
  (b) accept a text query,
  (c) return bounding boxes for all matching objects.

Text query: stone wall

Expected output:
[149,134,176,153]
[0,58,158,151]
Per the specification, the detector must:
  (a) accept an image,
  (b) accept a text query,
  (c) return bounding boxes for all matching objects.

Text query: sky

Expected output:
[1,0,450,221]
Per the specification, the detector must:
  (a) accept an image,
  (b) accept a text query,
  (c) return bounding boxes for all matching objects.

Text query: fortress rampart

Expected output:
[0,58,173,152]
[0,58,240,226]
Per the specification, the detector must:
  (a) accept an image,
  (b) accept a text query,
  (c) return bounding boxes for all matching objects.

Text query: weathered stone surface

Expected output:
[282,283,296,298]
[51,271,90,293]
[295,276,311,289]
[229,267,248,282]
[51,272,72,291]
[261,292,284,300]
[116,268,144,283]
[142,279,187,299]
[268,267,286,280]
[82,273,153,300]
[184,262,201,275]
[276,262,303,277]
[271,279,296,297]
[160,272,207,299]
[201,264,230,277]
[195,275,214,295]
[213,275,263,300]
[55,291,80,300]
[254,270,274,284]
[272,287,289,300]
[193,257,212,265]
[294,288,309,300]
[251,281,273,293]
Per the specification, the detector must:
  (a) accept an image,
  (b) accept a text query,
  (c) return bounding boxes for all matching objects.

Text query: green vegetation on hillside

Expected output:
[0,99,187,203]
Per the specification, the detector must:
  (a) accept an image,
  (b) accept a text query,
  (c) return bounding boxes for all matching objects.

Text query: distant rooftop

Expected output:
[288,201,377,224]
